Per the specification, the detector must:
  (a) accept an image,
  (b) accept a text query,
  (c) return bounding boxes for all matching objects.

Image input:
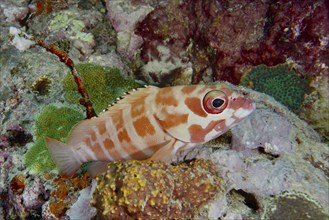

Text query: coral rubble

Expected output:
[91,159,222,219]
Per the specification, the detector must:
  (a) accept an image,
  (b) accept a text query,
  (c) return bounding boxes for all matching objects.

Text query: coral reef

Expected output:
[91,159,222,219]
[107,0,329,85]
[240,64,310,112]
[0,0,328,219]
[62,63,144,114]
[24,105,84,174]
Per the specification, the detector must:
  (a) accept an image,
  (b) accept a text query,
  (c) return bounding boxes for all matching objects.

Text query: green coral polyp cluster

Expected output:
[25,105,84,174]
[92,159,222,219]
[62,63,143,114]
[240,64,310,112]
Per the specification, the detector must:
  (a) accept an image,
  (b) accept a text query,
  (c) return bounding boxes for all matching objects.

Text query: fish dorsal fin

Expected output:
[67,86,157,146]
[98,86,158,117]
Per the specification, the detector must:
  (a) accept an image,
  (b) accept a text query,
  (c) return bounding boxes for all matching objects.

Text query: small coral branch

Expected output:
[31,37,97,119]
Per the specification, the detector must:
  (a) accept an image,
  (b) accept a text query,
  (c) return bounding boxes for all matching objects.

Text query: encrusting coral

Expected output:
[62,63,144,114]
[240,64,310,112]
[91,159,222,219]
[24,105,84,174]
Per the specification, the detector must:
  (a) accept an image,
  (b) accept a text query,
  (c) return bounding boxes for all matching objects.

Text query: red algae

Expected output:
[135,0,329,84]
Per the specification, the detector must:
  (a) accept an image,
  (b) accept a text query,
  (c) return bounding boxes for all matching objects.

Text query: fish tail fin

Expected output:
[45,137,81,178]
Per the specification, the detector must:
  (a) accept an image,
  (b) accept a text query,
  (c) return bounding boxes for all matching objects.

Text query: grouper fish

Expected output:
[46,83,255,177]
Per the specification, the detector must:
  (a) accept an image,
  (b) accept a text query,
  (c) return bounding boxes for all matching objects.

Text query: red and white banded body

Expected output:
[46,83,255,177]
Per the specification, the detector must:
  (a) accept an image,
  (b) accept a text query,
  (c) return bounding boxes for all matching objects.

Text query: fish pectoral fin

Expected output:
[147,139,185,162]
[45,137,81,178]
[87,161,108,178]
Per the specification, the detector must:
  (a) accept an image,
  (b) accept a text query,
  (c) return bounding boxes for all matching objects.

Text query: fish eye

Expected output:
[203,90,228,114]
[212,98,224,108]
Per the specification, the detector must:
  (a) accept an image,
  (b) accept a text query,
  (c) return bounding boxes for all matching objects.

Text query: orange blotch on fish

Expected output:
[98,121,107,135]
[90,132,97,143]
[188,121,221,143]
[133,116,156,137]
[181,85,197,94]
[188,124,205,142]
[92,143,104,156]
[112,109,123,127]
[155,88,178,106]
[131,103,145,118]
[118,128,131,143]
[104,138,115,150]
[185,97,207,117]
[161,113,189,129]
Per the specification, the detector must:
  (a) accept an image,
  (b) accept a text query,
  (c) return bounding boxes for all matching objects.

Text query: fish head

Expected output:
[154,83,256,143]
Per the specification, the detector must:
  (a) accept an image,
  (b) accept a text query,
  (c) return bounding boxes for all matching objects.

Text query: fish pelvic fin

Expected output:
[45,137,81,178]
[87,161,108,178]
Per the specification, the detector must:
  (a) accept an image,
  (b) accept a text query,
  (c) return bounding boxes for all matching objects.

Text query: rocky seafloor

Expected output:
[0,0,328,219]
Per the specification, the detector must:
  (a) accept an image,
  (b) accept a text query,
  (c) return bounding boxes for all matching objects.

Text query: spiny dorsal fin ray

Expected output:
[98,85,157,117]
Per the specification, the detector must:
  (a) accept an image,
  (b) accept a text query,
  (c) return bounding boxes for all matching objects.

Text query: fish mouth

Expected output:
[234,98,256,119]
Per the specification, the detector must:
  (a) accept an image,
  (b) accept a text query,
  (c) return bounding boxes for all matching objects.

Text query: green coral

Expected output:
[240,64,310,112]
[92,159,222,219]
[262,191,329,220]
[62,63,144,114]
[24,105,84,174]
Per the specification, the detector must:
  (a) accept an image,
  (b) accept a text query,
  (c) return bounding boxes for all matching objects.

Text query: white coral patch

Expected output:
[9,27,35,51]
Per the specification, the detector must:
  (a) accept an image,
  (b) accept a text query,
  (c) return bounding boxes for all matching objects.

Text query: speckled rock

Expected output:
[91,159,222,219]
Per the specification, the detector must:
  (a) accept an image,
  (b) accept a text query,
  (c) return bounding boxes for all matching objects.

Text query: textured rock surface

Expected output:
[180,87,329,219]
[91,159,222,219]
